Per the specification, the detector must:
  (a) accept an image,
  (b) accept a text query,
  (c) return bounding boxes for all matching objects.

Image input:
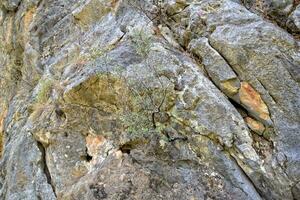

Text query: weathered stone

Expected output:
[63,75,130,113]
[21,6,36,45]
[287,4,300,33]
[0,0,299,200]
[72,0,111,28]
[245,116,265,135]
[189,37,240,98]
[0,132,57,200]
[242,0,294,26]
[1,0,22,11]
[264,0,294,17]
[292,181,300,200]
[165,0,189,16]
[86,134,105,157]
[239,82,271,125]
[0,107,7,157]
[220,79,240,97]
[204,1,300,198]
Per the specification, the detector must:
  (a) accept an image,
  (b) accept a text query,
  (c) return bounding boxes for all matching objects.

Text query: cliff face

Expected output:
[0,0,299,199]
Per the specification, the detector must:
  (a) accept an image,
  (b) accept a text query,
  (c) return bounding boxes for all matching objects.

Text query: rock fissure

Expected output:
[36,141,57,198]
[227,151,264,198]
[207,38,273,126]
[170,114,227,149]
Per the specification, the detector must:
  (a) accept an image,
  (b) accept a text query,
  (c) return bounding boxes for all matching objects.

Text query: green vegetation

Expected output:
[86,48,106,61]
[79,28,170,136]
[35,79,53,103]
[84,44,115,62]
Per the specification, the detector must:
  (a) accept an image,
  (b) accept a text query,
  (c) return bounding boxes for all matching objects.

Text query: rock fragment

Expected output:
[189,37,240,98]
[245,116,265,135]
[239,82,271,125]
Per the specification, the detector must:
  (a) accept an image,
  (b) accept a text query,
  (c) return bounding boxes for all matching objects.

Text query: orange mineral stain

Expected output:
[86,134,105,157]
[239,82,271,123]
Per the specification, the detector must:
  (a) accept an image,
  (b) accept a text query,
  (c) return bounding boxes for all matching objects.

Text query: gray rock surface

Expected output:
[287,4,300,33]
[0,0,299,199]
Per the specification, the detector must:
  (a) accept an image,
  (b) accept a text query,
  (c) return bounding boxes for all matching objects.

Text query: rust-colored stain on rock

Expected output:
[86,134,105,157]
[24,7,36,32]
[239,82,271,123]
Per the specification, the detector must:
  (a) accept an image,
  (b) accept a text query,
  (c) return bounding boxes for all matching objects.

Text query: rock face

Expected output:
[0,0,299,200]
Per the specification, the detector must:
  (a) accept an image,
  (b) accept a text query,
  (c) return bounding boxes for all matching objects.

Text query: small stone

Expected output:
[263,127,273,140]
[115,150,123,159]
[239,82,271,125]
[220,79,240,97]
[34,131,51,146]
[244,117,265,135]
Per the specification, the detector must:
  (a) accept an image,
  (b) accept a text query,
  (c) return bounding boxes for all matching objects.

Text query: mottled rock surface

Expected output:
[0,0,299,200]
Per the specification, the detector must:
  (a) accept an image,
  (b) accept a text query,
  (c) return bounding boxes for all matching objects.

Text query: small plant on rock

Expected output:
[131,28,153,57]
[36,79,53,103]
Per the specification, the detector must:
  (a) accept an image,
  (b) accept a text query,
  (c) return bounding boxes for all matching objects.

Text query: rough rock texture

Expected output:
[287,4,300,33]
[0,0,299,200]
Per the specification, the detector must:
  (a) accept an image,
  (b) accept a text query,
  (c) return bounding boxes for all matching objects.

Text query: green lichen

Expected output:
[131,29,153,57]
[120,112,152,135]
[85,44,115,62]
[263,127,273,140]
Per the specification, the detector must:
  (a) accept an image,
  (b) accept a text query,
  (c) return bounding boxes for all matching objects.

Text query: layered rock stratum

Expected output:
[0,0,299,199]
